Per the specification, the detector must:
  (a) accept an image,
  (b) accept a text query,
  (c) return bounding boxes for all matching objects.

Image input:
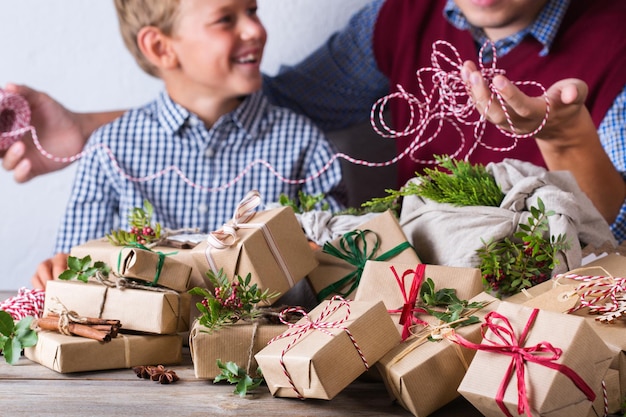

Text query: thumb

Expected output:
[549,78,588,106]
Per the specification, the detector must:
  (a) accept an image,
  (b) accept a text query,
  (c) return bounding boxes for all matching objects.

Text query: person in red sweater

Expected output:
[3,0,626,248]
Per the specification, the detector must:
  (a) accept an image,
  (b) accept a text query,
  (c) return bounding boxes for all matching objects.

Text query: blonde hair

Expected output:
[113,0,181,77]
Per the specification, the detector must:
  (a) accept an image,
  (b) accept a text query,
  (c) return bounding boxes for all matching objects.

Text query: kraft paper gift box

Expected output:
[254,298,400,400]
[354,260,484,337]
[71,237,206,289]
[24,331,182,373]
[587,368,622,416]
[307,210,420,301]
[44,280,190,334]
[376,292,499,417]
[457,301,613,417]
[189,319,287,379]
[191,206,317,303]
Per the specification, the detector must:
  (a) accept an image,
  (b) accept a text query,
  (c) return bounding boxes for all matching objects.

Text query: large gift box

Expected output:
[71,238,204,289]
[24,331,182,373]
[255,298,400,400]
[189,319,287,379]
[354,260,484,337]
[457,302,613,417]
[44,280,190,334]
[308,210,420,301]
[376,291,499,417]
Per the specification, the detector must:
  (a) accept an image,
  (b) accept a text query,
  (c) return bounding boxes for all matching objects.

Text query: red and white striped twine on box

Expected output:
[268,296,369,399]
[559,273,626,314]
[0,287,45,320]
[0,41,549,191]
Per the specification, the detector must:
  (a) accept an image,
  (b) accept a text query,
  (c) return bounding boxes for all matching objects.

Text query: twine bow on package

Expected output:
[399,158,616,275]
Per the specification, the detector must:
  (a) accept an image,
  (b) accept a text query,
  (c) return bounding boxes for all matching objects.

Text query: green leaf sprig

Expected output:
[477,197,570,298]
[363,155,504,210]
[214,360,264,397]
[189,269,280,333]
[0,311,38,365]
[106,200,162,246]
[418,278,486,330]
[278,191,329,214]
[58,255,111,283]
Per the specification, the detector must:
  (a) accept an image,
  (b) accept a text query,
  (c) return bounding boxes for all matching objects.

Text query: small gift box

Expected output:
[191,192,317,302]
[254,298,400,400]
[189,319,287,379]
[354,260,484,338]
[376,291,499,417]
[456,302,613,417]
[307,210,420,301]
[587,368,622,416]
[44,280,190,334]
[71,238,205,289]
[24,331,182,373]
[112,246,192,292]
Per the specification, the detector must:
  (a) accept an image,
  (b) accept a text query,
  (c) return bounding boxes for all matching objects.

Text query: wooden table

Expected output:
[0,292,486,416]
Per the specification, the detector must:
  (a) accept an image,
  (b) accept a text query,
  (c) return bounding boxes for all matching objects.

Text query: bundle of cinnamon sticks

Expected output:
[35,313,121,342]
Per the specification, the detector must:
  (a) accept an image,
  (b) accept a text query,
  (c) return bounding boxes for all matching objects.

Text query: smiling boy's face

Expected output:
[166,0,267,103]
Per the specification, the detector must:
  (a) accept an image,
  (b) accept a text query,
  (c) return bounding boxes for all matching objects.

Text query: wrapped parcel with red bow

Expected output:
[456,301,613,417]
[191,191,317,302]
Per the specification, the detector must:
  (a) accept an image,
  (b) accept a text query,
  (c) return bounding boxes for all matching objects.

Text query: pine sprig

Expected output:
[106,200,162,246]
[189,269,280,333]
[278,191,329,214]
[214,360,264,397]
[0,310,38,365]
[363,155,504,209]
[477,198,570,297]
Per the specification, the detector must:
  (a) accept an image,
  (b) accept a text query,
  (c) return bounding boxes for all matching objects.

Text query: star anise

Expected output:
[148,364,180,384]
[132,365,155,379]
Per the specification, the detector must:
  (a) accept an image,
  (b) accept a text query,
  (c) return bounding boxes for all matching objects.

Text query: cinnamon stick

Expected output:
[46,313,121,327]
[36,317,112,342]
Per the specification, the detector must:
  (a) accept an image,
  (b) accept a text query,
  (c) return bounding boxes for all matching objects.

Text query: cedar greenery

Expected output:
[278,191,329,214]
[189,269,280,333]
[0,311,38,365]
[477,198,570,298]
[363,155,504,209]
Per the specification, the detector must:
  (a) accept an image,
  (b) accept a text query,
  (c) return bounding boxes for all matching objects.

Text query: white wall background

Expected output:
[0,0,395,291]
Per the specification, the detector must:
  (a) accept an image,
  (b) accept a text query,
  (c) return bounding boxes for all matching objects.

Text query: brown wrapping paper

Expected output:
[189,319,287,379]
[255,299,400,400]
[44,280,190,335]
[112,247,192,292]
[24,331,182,373]
[355,260,484,335]
[587,368,622,416]
[191,207,317,302]
[71,237,207,289]
[307,210,420,301]
[458,302,613,417]
[376,292,500,417]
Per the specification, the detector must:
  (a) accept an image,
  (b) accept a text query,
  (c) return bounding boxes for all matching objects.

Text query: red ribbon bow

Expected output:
[387,264,428,340]
[451,309,595,416]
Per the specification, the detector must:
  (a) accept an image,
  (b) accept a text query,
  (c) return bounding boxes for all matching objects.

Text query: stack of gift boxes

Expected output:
[22,198,625,416]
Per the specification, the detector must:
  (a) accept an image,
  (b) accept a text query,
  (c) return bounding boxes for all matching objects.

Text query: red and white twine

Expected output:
[559,273,626,314]
[0,41,549,191]
[0,287,45,320]
[268,296,369,399]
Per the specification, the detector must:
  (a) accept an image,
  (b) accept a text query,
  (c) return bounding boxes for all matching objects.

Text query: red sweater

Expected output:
[373,0,626,186]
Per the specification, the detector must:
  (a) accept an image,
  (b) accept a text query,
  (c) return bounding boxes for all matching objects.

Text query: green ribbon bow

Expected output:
[117,242,177,287]
[317,229,413,301]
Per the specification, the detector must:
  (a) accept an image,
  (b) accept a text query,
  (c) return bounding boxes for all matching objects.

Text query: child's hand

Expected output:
[31,253,69,290]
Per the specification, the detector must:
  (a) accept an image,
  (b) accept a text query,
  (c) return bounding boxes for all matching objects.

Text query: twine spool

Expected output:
[0,89,32,151]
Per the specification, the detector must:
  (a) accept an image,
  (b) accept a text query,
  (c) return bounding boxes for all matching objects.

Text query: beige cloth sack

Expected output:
[399,159,616,274]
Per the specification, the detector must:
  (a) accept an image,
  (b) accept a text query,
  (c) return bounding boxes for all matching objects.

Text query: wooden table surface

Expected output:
[0,291,487,416]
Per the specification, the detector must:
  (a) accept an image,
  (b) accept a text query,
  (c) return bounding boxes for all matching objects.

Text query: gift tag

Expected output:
[521,284,579,313]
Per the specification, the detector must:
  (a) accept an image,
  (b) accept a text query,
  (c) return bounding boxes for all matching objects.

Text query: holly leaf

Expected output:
[0,311,14,336]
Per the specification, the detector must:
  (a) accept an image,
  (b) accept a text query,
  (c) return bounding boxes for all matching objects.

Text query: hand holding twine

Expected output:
[448,309,595,417]
[268,296,369,399]
[0,89,32,151]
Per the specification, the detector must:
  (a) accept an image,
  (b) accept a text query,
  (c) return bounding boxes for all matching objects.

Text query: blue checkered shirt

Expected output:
[264,0,626,242]
[54,91,346,253]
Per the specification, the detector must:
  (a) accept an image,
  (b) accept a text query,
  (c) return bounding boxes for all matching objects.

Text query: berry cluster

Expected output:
[129,226,155,245]
[106,200,162,246]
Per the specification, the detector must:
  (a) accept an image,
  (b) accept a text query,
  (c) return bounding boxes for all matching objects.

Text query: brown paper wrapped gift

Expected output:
[191,206,317,302]
[255,298,400,400]
[308,210,420,301]
[376,292,499,417]
[111,246,192,292]
[587,368,621,416]
[457,302,613,417]
[44,280,190,334]
[189,319,287,379]
[24,331,182,373]
[71,237,206,289]
[354,260,484,337]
